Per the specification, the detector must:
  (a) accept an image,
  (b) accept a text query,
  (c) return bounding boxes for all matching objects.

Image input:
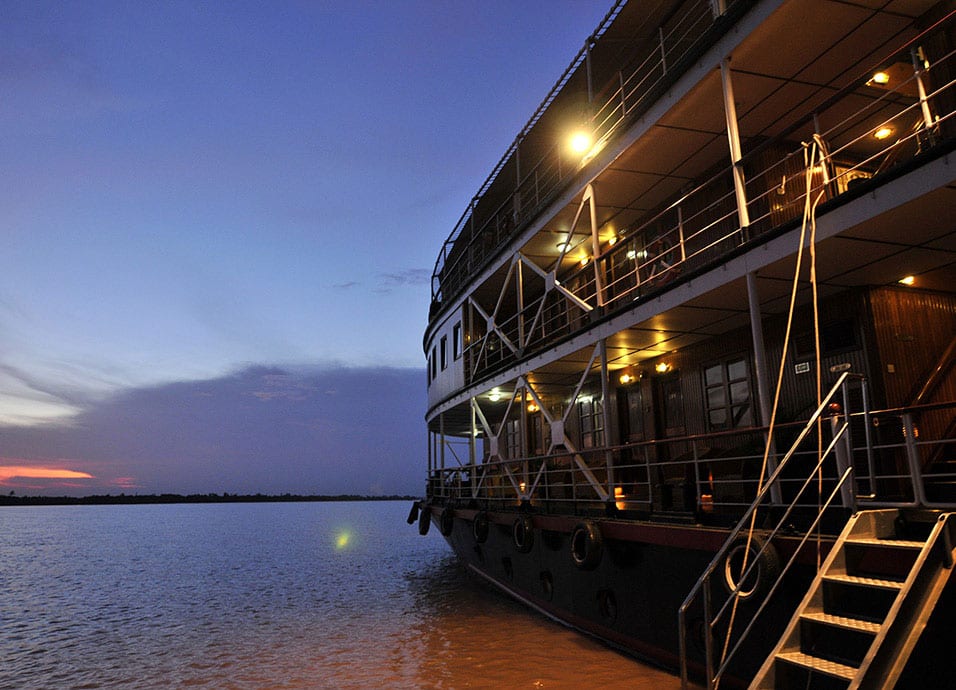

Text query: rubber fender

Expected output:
[570,520,603,570]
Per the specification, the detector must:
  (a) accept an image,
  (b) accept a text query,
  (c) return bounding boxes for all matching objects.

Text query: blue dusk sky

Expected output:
[0,1,611,496]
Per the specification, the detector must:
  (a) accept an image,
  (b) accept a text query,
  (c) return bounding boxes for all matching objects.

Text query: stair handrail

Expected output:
[912,334,956,406]
[678,371,861,689]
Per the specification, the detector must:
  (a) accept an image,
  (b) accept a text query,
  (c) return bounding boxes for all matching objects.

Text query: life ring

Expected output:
[473,511,490,543]
[439,508,455,536]
[721,534,781,600]
[417,506,431,536]
[570,520,603,570]
[512,515,535,553]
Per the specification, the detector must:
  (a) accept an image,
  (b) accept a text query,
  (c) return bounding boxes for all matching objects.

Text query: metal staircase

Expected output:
[749,509,956,689]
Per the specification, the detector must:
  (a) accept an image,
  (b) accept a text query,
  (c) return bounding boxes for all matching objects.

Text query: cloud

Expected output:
[0,365,426,497]
[0,464,94,483]
[378,269,430,288]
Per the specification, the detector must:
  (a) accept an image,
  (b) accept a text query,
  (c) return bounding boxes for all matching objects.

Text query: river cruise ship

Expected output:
[415,1,956,687]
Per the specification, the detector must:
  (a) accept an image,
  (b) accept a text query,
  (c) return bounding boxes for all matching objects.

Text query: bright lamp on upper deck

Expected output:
[569,130,593,155]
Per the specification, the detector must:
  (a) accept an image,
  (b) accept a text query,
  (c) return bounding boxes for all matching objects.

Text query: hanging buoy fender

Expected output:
[721,534,781,600]
[473,511,490,543]
[417,505,430,536]
[418,506,432,537]
[407,501,420,525]
[439,508,455,536]
[570,520,603,570]
[512,515,535,553]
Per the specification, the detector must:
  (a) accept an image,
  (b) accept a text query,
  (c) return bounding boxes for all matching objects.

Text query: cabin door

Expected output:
[616,384,646,495]
[651,370,691,511]
[653,371,686,442]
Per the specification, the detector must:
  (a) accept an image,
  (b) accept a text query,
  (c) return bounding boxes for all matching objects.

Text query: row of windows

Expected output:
[427,321,462,386]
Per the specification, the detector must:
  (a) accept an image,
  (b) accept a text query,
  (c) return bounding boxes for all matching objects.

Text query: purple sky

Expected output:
[0,1,611,495]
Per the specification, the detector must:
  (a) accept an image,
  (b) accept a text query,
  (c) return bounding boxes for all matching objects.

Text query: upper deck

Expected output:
[425,0,956,418]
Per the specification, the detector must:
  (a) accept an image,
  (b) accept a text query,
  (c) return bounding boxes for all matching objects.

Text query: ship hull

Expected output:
[427,506,816,684]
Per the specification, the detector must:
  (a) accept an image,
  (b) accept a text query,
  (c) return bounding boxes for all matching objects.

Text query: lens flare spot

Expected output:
[335,531,351,550]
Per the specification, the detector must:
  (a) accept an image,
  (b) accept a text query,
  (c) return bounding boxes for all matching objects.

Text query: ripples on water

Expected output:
[0,502,680,689]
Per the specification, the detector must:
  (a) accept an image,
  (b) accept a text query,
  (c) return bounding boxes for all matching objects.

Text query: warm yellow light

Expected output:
[614,486,626,511]
[898,275,915,286]
[527,402,539,413]
[655,362,671,374]
[335,531,351,550]
[579,255,589,266]
[871,71,890,85]
[488,388,502,402]
[569,130,593,155]
[874,126,894,140]
[519,482,527,493]
[619,373,633,385]
[607,235,617,246]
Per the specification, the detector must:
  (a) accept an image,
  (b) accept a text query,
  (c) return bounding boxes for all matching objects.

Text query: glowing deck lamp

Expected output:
[655,362,671,374]
[871,71,890,85]
[874,126,894,140]
[615,486,627,511]
[619,372,634,385]
[569,130,593,155]
[898,275,916,286]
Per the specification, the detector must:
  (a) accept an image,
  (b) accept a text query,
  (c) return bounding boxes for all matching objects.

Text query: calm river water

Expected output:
[0,501,681,689]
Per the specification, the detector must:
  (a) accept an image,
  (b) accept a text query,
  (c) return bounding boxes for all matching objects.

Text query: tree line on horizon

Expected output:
[0,492,419,506]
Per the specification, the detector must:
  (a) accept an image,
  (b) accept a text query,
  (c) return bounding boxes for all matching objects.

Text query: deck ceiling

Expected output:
[516,0,943,273]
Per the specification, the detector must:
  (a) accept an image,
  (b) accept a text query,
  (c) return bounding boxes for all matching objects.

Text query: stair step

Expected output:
[846,537,925,549]
[777,651,857,681]
[823,573,904,590]
[802,611,881,634]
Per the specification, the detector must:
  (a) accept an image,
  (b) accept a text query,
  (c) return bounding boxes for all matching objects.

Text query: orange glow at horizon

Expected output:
[0,465,95,484]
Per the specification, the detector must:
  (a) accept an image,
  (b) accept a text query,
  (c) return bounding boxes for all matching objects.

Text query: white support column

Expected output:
[911,47,936,133]
[720,59,750,232]
[746,272,782,503]
[600,339,614,497]
[469,398,477,497]
[587,184,607,307]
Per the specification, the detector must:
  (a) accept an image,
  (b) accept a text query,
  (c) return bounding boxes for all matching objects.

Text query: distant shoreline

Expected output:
[0,493,420,507]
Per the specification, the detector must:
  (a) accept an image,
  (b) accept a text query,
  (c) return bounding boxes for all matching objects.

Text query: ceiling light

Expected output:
[655,362,671,374]
[898,275,915,286]
[870,71,890,85]
[874,127,894,140]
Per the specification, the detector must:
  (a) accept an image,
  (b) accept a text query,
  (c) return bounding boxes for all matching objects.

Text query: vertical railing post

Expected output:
[600,339,614,501]
[911,47,936,135]
[704,577,715,689]
[902,412,928,505]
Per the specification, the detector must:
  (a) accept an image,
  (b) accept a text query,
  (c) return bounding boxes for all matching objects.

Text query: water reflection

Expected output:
[0,502,683,689]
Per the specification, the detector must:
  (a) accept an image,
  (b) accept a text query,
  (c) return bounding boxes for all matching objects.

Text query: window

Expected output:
[430,346,437,382]
[578,396,604,449]
[703,357,752,430]
[505,419,521,459]
[440,335,447,371]
[453,322,462,360]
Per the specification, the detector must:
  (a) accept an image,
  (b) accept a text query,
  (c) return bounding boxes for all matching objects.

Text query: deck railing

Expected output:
[426,395,956,519]
[431,0,744,311]
[452,19,956,385]
[677,373,863,689]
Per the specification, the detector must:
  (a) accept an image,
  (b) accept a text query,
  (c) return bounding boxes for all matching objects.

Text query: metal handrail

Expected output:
[678,371,860,689]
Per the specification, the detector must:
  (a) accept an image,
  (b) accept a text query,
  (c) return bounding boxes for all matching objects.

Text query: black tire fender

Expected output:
[721,534,781,600]
[472,511,490,543]
[439,508,455,537]
[512,515,535,553]
[417,506,430,536]
[570,520,603,570]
